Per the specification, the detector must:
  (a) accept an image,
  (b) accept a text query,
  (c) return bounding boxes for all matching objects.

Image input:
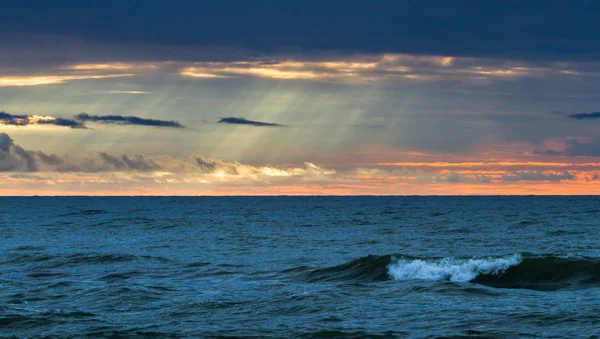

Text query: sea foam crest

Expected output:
[387,254,522,283]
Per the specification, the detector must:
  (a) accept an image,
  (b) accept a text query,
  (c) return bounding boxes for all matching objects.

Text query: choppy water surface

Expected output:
[1,196,599,338]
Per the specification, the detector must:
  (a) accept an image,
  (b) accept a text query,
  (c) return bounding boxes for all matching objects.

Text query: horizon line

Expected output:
[1,194,598,198]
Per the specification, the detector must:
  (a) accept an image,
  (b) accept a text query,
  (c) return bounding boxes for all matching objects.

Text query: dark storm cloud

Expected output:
[0,111,86,129]
[568,112,600,120]
[0,1,599,61]
[218,117,282,127]
[75,113,185,128]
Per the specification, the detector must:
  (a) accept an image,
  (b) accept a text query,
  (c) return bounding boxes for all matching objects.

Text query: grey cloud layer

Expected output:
[2,2,600,62]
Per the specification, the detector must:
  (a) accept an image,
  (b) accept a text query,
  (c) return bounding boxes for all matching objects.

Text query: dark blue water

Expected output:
[1,197,599,338]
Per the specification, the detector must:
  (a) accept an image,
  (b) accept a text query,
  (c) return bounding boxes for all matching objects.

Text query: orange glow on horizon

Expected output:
[2,181,600,196]
[376,161,600,168]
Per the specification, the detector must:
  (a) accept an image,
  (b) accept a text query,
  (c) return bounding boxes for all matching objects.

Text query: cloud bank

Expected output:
[1,132,592,182]
[2,131,600,195]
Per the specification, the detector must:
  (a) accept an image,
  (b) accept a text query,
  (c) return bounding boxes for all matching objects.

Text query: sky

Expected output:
[2,0,600,195]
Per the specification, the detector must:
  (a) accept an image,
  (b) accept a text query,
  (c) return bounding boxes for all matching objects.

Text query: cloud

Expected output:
[500,171,574,182]
[0,132,166,172]
[562,139,600,157]
[436,172,492,183]
[0,133,37,171]
[0,52,590,88]
[0,132,587,181]
[0,133,13,151]
[178,56,572,84]
[536,138,600,157]
[568,112,600,120]
[434,170,574,183]
[0,111,86,129]
[87,153,161,172]
[0,112,28,126]
[75,113,185,128]
[0,74,135,87]
[535,149,564,156]
[0,111,185,130]
[66,63,160,72]
[218,117,282,127]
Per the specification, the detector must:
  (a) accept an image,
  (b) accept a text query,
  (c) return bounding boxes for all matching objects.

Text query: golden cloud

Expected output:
[178,54,576,83]
[0,74,136,87]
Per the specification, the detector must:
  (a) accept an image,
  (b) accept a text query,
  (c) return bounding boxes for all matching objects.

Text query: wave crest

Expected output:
[388,254,522,283]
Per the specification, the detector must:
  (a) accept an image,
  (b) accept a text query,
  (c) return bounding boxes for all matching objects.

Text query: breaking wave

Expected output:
[388,254,522,283]
[296,254,600,291]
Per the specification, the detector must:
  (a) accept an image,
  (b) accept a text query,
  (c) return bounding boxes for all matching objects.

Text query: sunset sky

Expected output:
[2,0,600,195]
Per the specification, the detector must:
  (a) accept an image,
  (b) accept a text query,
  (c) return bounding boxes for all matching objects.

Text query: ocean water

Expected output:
[0,196,599,338]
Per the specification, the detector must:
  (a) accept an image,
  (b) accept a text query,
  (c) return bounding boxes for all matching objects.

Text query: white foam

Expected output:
[387,254,522,283]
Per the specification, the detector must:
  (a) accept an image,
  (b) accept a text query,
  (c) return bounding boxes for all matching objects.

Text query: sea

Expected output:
[0,196,599,338]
